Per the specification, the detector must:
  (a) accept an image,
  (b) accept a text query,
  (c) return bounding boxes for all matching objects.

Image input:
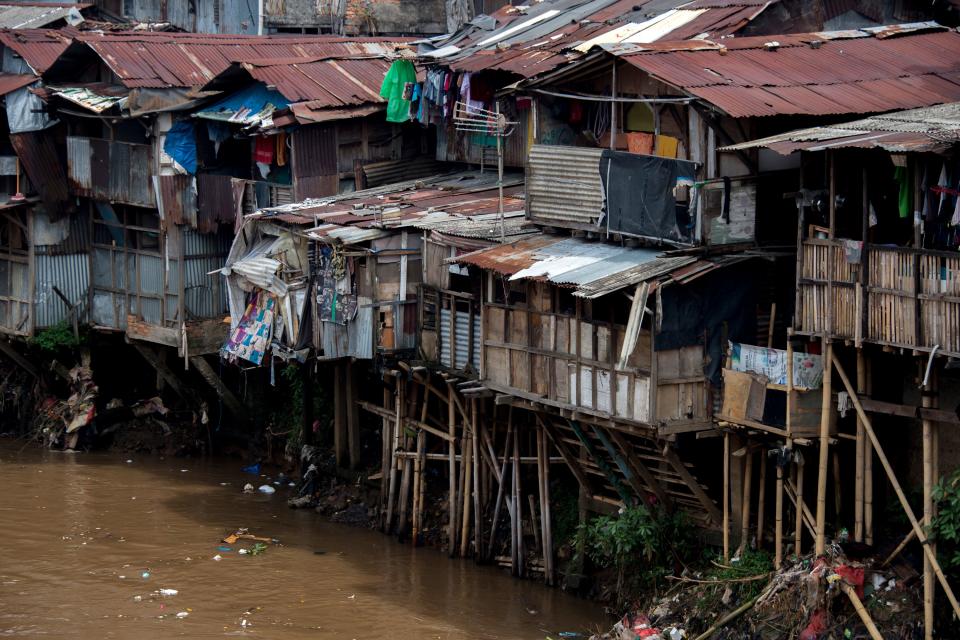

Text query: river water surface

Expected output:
[0,442,606,638]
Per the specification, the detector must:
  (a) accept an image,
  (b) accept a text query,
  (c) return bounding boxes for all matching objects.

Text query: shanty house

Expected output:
[0,29,77,337]
[34,31,420,354]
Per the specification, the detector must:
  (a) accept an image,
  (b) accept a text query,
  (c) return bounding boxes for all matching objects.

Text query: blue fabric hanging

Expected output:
[164,120,198,175]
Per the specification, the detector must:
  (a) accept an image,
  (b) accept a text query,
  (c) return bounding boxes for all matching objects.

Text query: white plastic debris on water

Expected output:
[242,483,255,493]
[238,549,249,555]
[176,611,189,619]
[212,554,222,561]
[258,485,276,494]
[158,588,178,596]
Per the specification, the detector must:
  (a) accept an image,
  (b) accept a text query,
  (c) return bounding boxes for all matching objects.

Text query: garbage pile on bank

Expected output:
[590,550,924,640]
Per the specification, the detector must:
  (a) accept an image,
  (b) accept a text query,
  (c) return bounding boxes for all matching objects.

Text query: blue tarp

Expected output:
[164,120,197,175]
[194,83,289,123]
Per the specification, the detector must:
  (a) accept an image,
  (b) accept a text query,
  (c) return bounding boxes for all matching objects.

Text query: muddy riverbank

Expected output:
[0,441,608,638]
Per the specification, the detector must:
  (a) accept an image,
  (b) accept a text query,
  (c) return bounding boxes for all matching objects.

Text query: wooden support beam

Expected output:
[922,368,937,640]
[607,429,671,509]
[0,339,39,378]
[334,362,346,468]
[858,396,959,425]
[346,360,360,469]
[539,417,591,491]
[833,356,960,622]
[134,344,200,406]
[663,443,723,525]
[723,432,730,562]
[189,355,247,425]
[447,385,457,556]
[815,341,833,555]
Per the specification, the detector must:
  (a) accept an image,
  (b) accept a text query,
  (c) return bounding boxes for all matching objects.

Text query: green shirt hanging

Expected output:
[380,59,417,124]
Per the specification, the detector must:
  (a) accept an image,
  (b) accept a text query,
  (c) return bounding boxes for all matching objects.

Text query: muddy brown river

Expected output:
[0,442,606,638]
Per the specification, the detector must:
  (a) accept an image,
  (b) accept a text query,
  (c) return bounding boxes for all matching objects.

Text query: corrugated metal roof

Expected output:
[0,72,35,95]
[0,28,72,74]
[0,3,87,29]
[422,0,774,79]
[613,27,960,117]
[67,32,413,89]
[722,101,960,154]
[452,234,703,298]
[251,171,526,246]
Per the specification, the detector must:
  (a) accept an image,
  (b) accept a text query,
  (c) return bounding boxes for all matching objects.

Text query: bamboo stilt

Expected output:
[380,385,391,530]
[815,341,833,556]
[487,409,513,561]
[739,450,754,554]
[864,354,874,545]
[460,429,473,558]
[723,432,730,562]
[513,426,523,576]
[922,367,937,640]
[833,356,960,621]
[385,378,403,533]
[838,580,883,640]
[412,430,426,544]
[794,455,805,557]
[775,460,783,567]
[540,426,555,586]
[447,386,457,556]
[528,493,541,556]
[471,400,482,560]
[854,349,866,543]
[881,518,923,568]
[757,451,767,548]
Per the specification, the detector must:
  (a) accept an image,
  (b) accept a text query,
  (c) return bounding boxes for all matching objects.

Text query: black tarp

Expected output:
[654,260,760,385]
[600,150,697,243]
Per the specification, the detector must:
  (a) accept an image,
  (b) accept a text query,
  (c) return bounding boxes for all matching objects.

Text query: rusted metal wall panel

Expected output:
[155,174,197,226]
[66,136,91,192]
[10,131,69,211]
[292,125,337,178]
[293,174,338,201]
[68,137,154,207]
[196,174,244,233]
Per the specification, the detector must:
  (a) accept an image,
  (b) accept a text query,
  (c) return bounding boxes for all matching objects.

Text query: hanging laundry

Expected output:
[275,132,288,167]
[254,136,274,179]
[893,166,911,218]
[379,59,417,123]
[206,121,231,156]
[461,72,484,112]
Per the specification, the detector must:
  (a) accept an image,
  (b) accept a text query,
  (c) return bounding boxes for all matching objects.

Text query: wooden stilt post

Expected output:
[756,451,767,548]
[380,385,391,529]
[855,349,866,543]
[459,418,473,558]
[538,424,554,585]
[775,454,784,567]
[397,379,414,539]
[739,449,754,554]
[864,352,874,545]
[487,409,513,561]
[448,385,457,556]
[471,399,482,560]
[815,341,833,555]
[833,356,960,620]
[411,430,424,544]
[385,376,403,533]
[923,365,937,640]
[513,425,523,576]
[723,432,731,562]
[334,361,346,468]
[346,360,360,469]
[794,453,805,557]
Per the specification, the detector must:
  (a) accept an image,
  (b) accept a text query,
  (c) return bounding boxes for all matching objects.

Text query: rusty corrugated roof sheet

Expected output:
[612,27,960,117]
[67,32,412,89]
[422,0,775,79]
[721,101,960,154]
[0,28,71,74]
[250,171,527,246]
[0,72,36,95]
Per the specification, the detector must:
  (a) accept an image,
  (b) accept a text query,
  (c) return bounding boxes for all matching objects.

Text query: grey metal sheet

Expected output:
[527,144,605,226]
[34,253,90,329]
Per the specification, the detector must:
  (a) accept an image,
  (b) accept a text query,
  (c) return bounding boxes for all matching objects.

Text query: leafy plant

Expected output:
[931,468,960,575]
[30,321,81,352]
[577,503,698,605]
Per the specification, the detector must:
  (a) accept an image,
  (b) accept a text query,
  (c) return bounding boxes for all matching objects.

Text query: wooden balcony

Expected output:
[797,239,960,355]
